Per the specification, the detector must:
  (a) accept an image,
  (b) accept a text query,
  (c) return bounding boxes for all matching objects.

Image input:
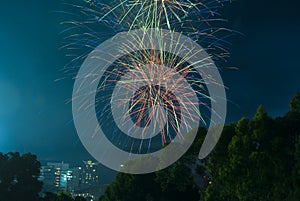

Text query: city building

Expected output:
[40,162,70,192]
[40,160,100,198]
[62,167,82,193]
[82,160,99,187]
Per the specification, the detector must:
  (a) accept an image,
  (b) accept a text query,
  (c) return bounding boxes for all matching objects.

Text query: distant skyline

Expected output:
[0,0,300,165]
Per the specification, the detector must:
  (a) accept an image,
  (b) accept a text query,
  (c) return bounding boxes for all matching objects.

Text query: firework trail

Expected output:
[99,0,230,30]
[60,0,235,69]
[93,30,215,153]
[64,0,232,168]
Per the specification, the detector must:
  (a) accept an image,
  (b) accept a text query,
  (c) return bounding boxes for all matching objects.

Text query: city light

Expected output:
[39,160,100,199]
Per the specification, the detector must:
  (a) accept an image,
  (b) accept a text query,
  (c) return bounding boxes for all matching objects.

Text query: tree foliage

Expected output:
[0,152,42,201]
[290,92,300,112]
[100,92,300,201]
[100,154,200,201]
[205,93,300,201]
[40,192,86,201]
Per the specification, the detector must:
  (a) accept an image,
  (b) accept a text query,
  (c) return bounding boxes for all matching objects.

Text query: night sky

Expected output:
[0,0,300,165]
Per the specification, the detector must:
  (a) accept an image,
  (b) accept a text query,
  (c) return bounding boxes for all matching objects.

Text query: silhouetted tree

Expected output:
[290,92,300,112]
[290,134,300,200]
[74,196,87,201]
[205,93,300,201]
[41,192,86,201]
[41,192,59,201]
[0,152,42,201]
[99,92,300,201]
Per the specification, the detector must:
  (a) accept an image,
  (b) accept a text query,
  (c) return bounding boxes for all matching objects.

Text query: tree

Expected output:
[41,192,59,201]
[205,94,300,201]
[290,92,300,112]
[155,161,199,201]
[0,152,42,201]
[99,129,208,201]
[100,173,160,201]
[41,192,86,201]
[74,196,87,201]
[291,135,300,200]
[100,92,300,201]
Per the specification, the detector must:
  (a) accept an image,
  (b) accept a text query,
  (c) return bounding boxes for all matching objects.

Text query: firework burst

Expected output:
[98,0,230,30]
[65,0,230,170]
[87,29,217,154]
[59,0,235,71]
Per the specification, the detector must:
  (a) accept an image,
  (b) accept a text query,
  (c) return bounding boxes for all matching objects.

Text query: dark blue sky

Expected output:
[0,0,300,164]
